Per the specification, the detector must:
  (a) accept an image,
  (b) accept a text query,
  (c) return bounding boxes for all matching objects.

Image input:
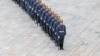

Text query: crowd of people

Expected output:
[12,0,66,50]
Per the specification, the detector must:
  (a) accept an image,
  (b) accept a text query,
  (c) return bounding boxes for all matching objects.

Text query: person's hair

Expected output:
[42,3,46,9]
[45,6,49,10]
[41,3,45,6]
[60,19,63,23]
[37,0,42,3]
[54,14,60,21]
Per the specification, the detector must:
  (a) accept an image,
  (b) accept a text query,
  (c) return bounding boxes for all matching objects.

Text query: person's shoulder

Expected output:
[61,24,66,28]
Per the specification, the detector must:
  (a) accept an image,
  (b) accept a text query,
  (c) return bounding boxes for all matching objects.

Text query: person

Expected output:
[49,16,57,40]
[57,19,66,50]
[30,0,37,18]
[48,9,55,36]
[44,7,52,35]
[30,0,38,22]
[26,0,34,14]
[24,0,29,12]
[41,6,48,33]
[52,15,60,46]
[35,0,43,25]
[19,0,25,9]
[38,3,46,27]
[15,0,20,4]
[47,11,54,36]
[27,0,33,16]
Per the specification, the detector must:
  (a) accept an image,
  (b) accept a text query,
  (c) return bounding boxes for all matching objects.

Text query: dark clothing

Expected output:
[12,0,67,50]
[57,24,66,49]
[58,35,64,50]
[57,24,66,36]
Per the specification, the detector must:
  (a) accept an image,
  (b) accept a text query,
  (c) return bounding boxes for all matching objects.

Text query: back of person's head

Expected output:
[50,10,54,16]
[37,0,42,3]
[41,3,46,7]
[59,19,63,24]
[46,6,52,12]
[42,3,46,9]
[54,14,60,21]
[45,6,49,10]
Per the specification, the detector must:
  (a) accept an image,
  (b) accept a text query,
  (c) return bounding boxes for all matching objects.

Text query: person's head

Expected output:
[41,3,45,7]
[45,6,49,10]
[57,16,61,21]
[54,13,60,21]
[47,10,54,18]
[49,9,58,18]
[59,19,63,24]
[48,8,52,12]
[42,3,46,9]
[49,10,54,16]
[51,11,55,16]
[37,0,42,3]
